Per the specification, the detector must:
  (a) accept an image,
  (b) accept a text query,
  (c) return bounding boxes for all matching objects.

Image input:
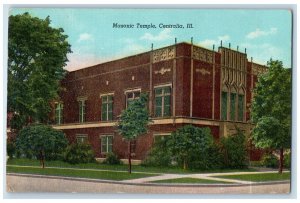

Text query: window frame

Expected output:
[125,88,141,108]
[100,135,113,154]
[153,133,171,143]
[238,94,245,122]
[55,102,63,125]
[154,85,172,118]
[100,93,114,121]
[230,92,237,121]
[221,91,228,121]
[78,99,86,123]
[76,134,88,144]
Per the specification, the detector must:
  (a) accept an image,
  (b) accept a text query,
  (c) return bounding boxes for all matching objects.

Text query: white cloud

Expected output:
[246,27,277,39]
[140,28,173,41]
[218,35,230,41]
[198,35,230,49]
[77,33,93,42]
[240,43,282,65]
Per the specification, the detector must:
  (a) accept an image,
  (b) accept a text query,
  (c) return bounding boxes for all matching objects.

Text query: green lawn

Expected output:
[6,165,156,181]
[213,172,291,182]
[150,177,231,184]
[7,158,257,174]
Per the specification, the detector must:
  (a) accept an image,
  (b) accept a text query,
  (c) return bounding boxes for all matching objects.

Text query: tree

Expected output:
[116,93,151,173]
[167,125,214,170]
[8,13,71,129]
[251,60,291,173]
[220,128,248,169]
[16,124,68,168]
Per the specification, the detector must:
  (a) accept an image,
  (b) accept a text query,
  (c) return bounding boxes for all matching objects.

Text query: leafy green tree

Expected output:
[8,12,71,129]
[16,124,68,168]
[220,128,248,169]
[116,93,151,173]
[251,60,291,173]
[167,125,214,170]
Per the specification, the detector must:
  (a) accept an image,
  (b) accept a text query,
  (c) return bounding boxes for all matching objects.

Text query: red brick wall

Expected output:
[192,59,213,119]
[214,53,221,120]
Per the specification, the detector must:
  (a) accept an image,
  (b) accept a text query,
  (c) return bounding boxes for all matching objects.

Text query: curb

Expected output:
[6,173,291,188]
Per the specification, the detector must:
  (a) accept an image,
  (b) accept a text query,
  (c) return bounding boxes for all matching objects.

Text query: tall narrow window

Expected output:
[155,86,171,117]
[126,90,140,108]
[55,103,63,124]
[101,135,113,154]
[101,95,113,121]
[238,94,244,121]
[79,100,86,123]
[230,93,236,121]
[221,91,228,120]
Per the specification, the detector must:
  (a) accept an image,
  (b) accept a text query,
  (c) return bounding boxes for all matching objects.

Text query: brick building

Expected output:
[51,41,267,162]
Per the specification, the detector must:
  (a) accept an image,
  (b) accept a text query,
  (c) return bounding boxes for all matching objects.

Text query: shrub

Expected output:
[7,141,16,159]
[63,143,95,164]
[220,128,248,169]
[189,143,224,170]
[102,153,122,165]
[141,136,172,167]
[262,153,278,168]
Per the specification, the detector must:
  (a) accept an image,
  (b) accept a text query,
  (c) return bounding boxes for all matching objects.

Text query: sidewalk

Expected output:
[123,170,287,184]
[7,164,289,185]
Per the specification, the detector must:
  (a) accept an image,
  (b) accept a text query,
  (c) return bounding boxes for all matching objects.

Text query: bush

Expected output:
[189,143,224,170]
[220,129,248,169]
[262,153,278,168]
[142,136,172,167]
[63,143,95,164]
[7,141,16,159]
[102,153,122,165]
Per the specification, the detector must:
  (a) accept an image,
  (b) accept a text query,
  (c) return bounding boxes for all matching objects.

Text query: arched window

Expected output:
[238,88,245,121]
[230,87,237,121]
[221,85,229,120]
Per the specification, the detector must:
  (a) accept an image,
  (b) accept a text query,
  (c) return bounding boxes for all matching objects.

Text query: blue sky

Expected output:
[10,8,292,71]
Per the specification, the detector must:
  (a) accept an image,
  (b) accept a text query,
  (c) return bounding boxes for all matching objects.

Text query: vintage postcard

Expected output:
[5,7,292,195]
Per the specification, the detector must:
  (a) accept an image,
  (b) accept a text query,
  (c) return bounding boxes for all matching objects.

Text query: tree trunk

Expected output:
[128,141,132,174]
[279,148,284,174]
[183,159,187,170]
[40,151,45,169]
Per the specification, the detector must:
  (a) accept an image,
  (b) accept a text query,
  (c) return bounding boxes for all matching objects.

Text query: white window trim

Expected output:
[55,103,63,125]
[76,134,88,143]
[78,100,86,123]
[154,83,172,89]
[153,133,171,143]
[154,85,171,117]
[125,89,141,108]
[100,93,114,121]
[124,88,141,94]
[100,92,114,98]
[100,135,113,154]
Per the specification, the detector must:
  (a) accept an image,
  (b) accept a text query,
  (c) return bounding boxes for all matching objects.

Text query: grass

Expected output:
[6,165,156,181]
[150,177,231,184]
[7,158,257,174]
[213,172,291,182]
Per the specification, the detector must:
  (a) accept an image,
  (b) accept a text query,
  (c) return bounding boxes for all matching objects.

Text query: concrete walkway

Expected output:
[6,174,291,194]
[123,170,288,184]
[7,164,290,185]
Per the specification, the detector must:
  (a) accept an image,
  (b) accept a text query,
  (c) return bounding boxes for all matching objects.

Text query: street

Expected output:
[6,174,290,194]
